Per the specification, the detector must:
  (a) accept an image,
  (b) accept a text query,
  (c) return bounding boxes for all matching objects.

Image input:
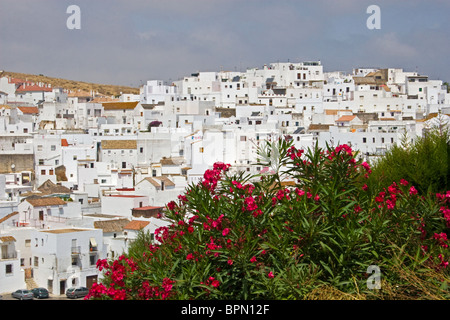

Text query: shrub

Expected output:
[369,128,449,195]
[86,138,450,300]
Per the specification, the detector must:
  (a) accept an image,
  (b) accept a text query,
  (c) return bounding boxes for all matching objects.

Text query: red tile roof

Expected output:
[336,115,356,122]
[61,139,69,147]
[132,206,163,211]
[124,220,150,230]
[18,106,39,114]
[102,101,139,110]
[16,84,52,92]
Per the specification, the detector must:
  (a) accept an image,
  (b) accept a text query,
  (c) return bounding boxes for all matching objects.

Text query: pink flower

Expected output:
[295,188,305,197]
[361,162,371,173]
[222,228,230,236]
[245,196,258,211]
[400,179,409,186]
[186,253,194,260]
[167,201,177,211]
[434,232,449,248]
[268,271,274,279]
[211,279,220,288]
[362,184,368,191]
[250,256,257,263]
[409,186,418,196]
[314,194,320,202]
[227,259,233,265]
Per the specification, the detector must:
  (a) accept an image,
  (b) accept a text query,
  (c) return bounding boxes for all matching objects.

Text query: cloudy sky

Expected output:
[1,0,449,87]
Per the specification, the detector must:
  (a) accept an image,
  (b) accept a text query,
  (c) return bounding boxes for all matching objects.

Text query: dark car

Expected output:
[32,287,49,299]
[11,289,34,300]
[66,287,89,299]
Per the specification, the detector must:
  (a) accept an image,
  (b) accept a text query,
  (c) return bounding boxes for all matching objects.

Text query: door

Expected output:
[60,280,66,295]
[86,275,98,289]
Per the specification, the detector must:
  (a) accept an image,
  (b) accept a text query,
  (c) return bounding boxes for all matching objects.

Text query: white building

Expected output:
[30,227,105,295]
[0,234,26,293]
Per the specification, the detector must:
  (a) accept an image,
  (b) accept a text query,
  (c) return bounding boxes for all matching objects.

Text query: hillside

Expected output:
[0,70,140,97]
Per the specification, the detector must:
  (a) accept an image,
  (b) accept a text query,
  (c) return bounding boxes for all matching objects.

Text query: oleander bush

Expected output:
[86,138,450,300]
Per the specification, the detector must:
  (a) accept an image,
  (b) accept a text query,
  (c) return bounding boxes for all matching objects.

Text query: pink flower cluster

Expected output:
[138,278,175,300]
[287,146,304,160]
[434,232,449,248]
[202,162,231,192]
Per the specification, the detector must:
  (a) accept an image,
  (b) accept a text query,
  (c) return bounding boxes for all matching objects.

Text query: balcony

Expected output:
[71,246,81,255]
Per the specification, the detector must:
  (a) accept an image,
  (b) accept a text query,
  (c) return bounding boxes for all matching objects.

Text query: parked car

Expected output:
[11,289,34,300]
[32,287,49,299]
[66,287,89,299]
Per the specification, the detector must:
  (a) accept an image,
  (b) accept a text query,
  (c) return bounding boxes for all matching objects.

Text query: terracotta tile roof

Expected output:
[16,84,52,92]
[102,101,139,110]
[308,124,331,131]
[37,180,71,195]
[26,197,66,207]
[0,211,18,224]
[61,139,69,147]
[132,206,163,211]
[94,219,130,233]
[336,115,356,122]
[140,176,175,189]
[18,106,39,114]
[101,140,137,150]
[0,236,16,242]
[124,220,150,230]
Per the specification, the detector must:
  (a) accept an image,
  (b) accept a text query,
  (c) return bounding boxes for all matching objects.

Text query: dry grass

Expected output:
[0,71,139,96]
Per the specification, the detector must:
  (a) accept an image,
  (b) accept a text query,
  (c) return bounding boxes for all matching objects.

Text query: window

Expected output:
[90,254,97,266]
[6,264,13,274]
[363,138,367,143]
[25,239,31,247]
[51,145,56,151]
[122,162,126,169]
